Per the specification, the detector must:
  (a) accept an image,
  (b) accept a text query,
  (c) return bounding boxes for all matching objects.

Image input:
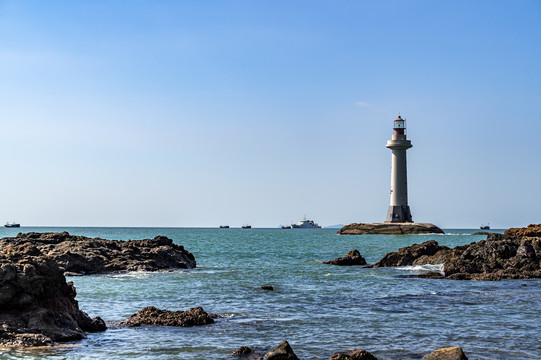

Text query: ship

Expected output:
[281,224,291,229]
[219,225,230,228]
[291,218,321,229]
[242,224,252,229]
[480,224,490,230]
[4,222,20,228]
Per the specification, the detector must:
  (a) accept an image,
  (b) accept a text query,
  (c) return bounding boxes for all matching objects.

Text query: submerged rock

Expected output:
[329,348,378,359]
[262,340,299,360]
[0,243,106,347]
[120,306,214,327]
[422,346,468,360]
[0,232,196,274]
[372,224,541,280]
[338,223,444,235]
[323,250,367,266]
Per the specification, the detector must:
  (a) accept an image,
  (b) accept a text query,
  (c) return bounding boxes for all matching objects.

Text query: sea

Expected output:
[0,227,540,360]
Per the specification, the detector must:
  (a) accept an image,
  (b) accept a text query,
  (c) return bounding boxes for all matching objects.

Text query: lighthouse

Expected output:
[385,115,413,223]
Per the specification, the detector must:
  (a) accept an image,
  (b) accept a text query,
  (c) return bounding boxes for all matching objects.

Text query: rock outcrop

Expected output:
[323,250,367,266]
[0,232,196,275]
[338,223,444,235]
[372,224,541,280]
[0,243,106,347]
[262,340,299,360]
[421,346,468,360]
[329,348,378,359]
[373,240,452,267]
[120,306,214,327]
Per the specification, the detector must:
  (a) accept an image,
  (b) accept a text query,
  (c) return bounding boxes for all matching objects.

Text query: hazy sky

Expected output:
[0,0,539,228]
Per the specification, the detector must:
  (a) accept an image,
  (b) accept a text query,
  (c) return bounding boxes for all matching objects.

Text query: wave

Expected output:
[396,264,444,274]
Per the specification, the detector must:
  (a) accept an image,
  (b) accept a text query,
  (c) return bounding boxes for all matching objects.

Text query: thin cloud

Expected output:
[355,101,370,108]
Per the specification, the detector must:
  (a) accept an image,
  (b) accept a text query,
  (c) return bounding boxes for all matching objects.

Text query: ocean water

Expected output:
[1,227,540,360]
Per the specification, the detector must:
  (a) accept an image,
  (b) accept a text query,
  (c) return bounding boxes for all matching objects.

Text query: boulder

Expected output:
[372,240,452,267]
[324,250,367,266]
[422,346,468,360]
[0,243,106,347]
[0,232,196,275]
[329,348,378,359]
[338,223,444,235]
[231,346,254,356]
[262,340,299,360]
[120,306,214,327]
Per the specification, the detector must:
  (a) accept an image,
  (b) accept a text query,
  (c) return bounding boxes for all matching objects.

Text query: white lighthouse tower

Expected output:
[385,115,413,223]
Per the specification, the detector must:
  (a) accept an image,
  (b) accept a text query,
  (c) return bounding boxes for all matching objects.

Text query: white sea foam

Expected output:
[396,264,444,274]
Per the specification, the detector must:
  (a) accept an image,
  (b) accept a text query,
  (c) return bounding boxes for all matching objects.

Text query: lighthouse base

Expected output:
[385,205,412,223]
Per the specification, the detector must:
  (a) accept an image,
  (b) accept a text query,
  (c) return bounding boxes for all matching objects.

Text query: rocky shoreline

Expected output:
[370,224,541,280]
[0,232,196,275]
[1,225,539,355]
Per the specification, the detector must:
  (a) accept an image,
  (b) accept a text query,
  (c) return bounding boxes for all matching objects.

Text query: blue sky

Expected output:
[0,0,539,228]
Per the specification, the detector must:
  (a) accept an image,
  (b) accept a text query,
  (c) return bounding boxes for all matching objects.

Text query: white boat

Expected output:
[291,218,321,229]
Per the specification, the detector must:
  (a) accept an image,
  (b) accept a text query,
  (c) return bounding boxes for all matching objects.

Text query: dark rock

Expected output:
[0,243,106,347]
[324,250,367,266]
[372,240,452,267]
[338,223,444,235]
[0,232,196,274]
[120,306,214,327]
[372,224,541,280]
[260,286,274,291]
[231,346,263,359]
[329,348,378,360]
[471,232,493,236]
[422,346,468,360]
[262,340,299,360]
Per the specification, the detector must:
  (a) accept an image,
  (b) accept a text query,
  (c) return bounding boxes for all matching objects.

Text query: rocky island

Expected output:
[338,222,444,235]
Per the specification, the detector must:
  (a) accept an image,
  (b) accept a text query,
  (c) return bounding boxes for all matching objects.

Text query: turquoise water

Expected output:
[1,227,540,359]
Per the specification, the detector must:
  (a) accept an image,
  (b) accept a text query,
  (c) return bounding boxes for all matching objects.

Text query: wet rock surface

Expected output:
[323,250,367,266]
[338,222,444,235]
[422,346,468,360]
[0,243,106,347]
[262,340,299,360]
[0,232,196,275]
[120,306,214,327]
[372,224,541,280]
[329,348,378,359]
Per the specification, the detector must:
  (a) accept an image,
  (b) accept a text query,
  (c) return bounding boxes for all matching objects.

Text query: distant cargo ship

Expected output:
[480,224,490,230]
[5,222,20,228]
[291,218,321,229]
[219,225,230,228]
[242,224,251,229]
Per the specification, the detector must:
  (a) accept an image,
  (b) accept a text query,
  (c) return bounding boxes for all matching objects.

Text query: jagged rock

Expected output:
[0,232,196,274]
[338,223,444,235]
[120,306,214,327]
[262,340,299,360]
[422,346,468,360]
[324,250,367,266]
[329,348,378,359]
[0,243,106,347]
[372,224,541,280]
[471,232,493,236]
[372,240,452,267]
[504,223,541,238]
[231,346,263,358]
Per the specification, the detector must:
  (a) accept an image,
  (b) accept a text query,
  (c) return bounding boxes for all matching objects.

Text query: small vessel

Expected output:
[480,224,490,230]
[291,217,321,229]
[4,222,20,228]
[281,225,291,229]
[219,225,230,229]
[242,224,251,229]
